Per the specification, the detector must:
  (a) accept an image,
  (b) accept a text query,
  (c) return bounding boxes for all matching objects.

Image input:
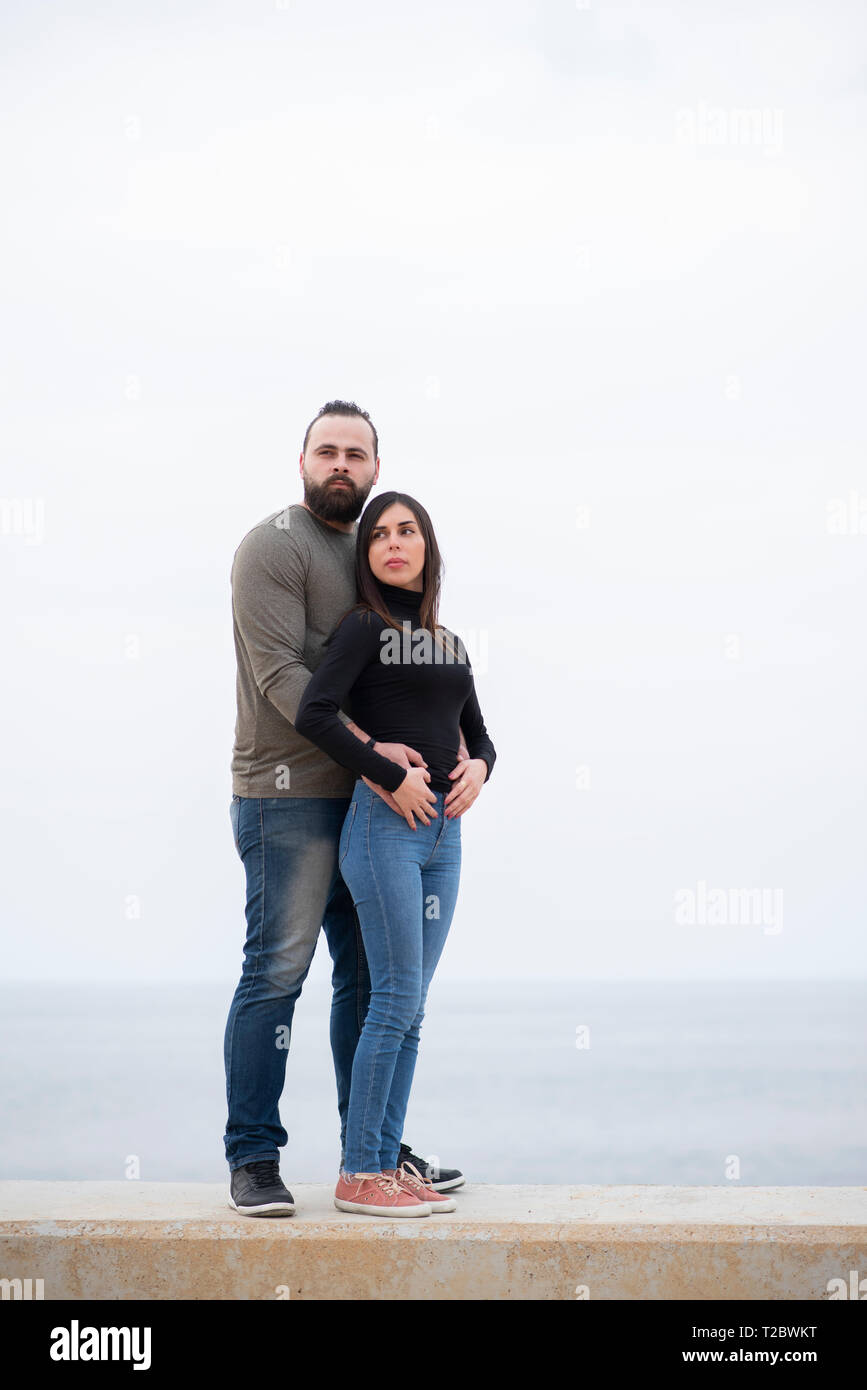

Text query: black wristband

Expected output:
[364,736,376,749]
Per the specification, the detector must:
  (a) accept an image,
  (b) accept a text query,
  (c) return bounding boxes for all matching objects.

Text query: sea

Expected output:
[1,979,865,1186]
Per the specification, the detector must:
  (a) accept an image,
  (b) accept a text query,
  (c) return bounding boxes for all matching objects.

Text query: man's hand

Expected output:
[443,757,487,819]
[361,742,437,829]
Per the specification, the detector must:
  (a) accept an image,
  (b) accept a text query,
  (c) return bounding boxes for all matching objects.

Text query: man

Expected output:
[224,399,467,1215]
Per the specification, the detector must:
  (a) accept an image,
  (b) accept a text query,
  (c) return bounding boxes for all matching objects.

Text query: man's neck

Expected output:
[300,499,355,534]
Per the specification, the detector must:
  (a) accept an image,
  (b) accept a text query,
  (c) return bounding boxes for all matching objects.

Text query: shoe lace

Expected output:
[350,1171,406,1197]
[245,1159,281,1190]
[397,1160,430,1191]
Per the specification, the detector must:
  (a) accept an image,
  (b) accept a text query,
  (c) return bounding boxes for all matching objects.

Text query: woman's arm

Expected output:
[443,666,496,819]
[458,676,496,783]
[294,611,409,792]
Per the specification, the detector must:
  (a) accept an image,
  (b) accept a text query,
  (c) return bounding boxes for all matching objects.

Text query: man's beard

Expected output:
[303,472,371,523]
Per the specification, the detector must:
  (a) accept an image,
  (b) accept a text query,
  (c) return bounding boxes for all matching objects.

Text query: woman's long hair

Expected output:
[349,491,460,660]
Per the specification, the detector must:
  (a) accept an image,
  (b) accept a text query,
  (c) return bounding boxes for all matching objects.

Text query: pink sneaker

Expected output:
[388,1161,457,1212]
[334,1170,432,1217]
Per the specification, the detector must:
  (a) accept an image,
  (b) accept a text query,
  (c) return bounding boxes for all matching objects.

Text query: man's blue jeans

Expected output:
[338,779,462,1174]
[223,793,370,1172]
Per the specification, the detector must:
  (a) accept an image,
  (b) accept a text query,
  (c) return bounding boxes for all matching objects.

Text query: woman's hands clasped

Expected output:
[360,737,487,828]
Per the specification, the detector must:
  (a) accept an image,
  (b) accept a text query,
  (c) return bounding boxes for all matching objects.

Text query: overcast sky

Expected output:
[2,0,866,983]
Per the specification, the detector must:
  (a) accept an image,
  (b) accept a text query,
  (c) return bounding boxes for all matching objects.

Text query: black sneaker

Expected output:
[398,1142,465,1192]
[228,1159,296,1217]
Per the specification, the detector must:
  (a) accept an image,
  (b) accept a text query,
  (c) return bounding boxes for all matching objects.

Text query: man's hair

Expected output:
[302,399,378,460]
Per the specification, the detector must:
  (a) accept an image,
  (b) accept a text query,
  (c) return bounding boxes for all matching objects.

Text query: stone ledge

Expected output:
[2,1183,865,1300]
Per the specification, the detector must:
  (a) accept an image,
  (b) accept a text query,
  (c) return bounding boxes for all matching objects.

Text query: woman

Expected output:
[295,491,496,1217]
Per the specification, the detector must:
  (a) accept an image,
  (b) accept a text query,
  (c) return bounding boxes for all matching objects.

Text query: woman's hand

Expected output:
[443,757,487,819]
[361,741,433,825]
[392,765,439,830]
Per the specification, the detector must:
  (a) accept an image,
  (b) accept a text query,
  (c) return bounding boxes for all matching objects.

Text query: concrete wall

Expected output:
[2,1182,866,1300]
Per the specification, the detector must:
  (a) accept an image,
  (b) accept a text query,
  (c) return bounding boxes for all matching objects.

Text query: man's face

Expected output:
[300,415,379,523]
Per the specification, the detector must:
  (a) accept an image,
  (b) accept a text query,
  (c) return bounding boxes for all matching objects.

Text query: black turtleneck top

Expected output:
[294,580,496,794]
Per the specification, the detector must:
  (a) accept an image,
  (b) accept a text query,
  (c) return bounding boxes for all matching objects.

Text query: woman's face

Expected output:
[368,503,425,591]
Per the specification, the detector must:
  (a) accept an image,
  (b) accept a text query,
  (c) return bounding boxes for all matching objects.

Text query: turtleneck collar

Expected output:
[374,577,423,611]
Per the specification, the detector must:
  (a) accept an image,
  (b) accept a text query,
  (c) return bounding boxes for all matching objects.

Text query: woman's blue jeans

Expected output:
[338,778,462,1174]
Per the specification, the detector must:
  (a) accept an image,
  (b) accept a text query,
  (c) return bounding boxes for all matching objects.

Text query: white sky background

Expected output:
[2,0,866,982]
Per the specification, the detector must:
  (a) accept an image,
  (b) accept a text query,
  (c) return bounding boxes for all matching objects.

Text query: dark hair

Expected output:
[349,491,460,659]
[302,399,378,460]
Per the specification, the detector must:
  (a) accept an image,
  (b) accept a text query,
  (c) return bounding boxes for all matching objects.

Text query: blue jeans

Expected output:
[338,779,462,1174]
[223,794,370,1172]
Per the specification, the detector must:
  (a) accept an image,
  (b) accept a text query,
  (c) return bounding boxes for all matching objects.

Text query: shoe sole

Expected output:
[334,1197,432,1217]
[228,1194,295,1217]
[395,1179,456,1211]
[429,1175,465,1192]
